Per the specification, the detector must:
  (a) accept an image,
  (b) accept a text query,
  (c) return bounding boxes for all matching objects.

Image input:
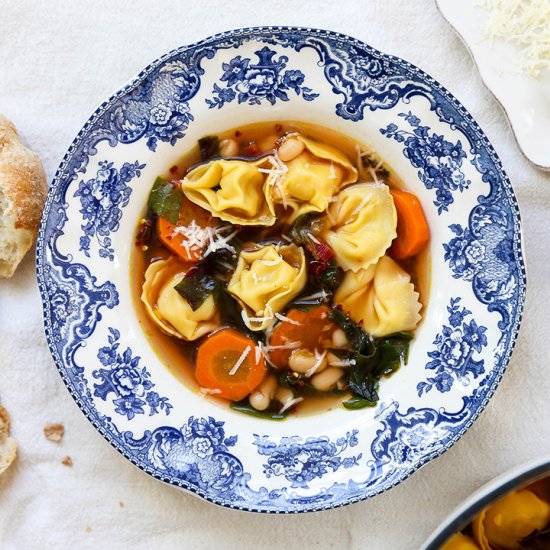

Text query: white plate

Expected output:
[437,0,550,170]
[37,27,526,513]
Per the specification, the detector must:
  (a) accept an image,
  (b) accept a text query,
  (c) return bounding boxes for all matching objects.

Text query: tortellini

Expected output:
[334,255,421,337]
[322,183,397,272]
[227,244,307,331]
[141,257,220,340]
[440,533,480,550]
[273,134,357,221]
[181,157,276,226]
[472,489,550,550]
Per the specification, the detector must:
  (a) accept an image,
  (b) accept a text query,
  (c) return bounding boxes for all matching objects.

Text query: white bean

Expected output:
[288,349,317,374]
[249,375,277,411]
[219,138,239,158]
[331,328,349,349]
[275,387,295,407]
[310,367,345,392]
[278,138,305,162]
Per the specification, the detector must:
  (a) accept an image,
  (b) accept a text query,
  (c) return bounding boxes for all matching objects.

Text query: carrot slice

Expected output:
[268,306,336,368]
[157,198,213,262]
[195,328,266,401]
[389,188,430,260]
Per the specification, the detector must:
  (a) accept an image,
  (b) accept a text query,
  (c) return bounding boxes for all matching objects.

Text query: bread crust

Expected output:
[0,404,17,475]
[0,114,47,277]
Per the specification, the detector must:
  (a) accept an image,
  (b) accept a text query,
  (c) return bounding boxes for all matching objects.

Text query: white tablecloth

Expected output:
[1,1,549,548]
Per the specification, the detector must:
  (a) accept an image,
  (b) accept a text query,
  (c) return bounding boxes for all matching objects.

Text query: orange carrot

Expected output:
[389,188,430,260]
[195,328,266,401]
[269,306,336,368]
[157,199,213,262]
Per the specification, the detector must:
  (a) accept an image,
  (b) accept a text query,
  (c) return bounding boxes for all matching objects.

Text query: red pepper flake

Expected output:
[169,165,179,175]
[275,124,282,133]
[243,141,260,157]
[235,130,242,138]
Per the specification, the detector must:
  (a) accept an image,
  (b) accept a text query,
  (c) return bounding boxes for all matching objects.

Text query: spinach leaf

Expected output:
[347,345,379,403]
[330,308,412,408]
[215,286,262,343]
[198,136,220,161]
[147,176,184,224]
[329,307,371,352]
[343,396,378,410]
[174,269,218,311]
[376,332,413,377]
[202,237,242,275]
[230,400,288,420]
[316,263,344,291]
[289,213,323,246]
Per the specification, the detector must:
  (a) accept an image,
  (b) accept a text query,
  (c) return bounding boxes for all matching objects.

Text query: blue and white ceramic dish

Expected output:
[37,27,526,513]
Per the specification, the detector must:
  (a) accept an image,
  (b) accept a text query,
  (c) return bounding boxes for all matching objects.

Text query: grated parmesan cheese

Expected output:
[257,342,278,369]
[279,396,304,415]
[171,222,237,258]
[479,0,550,77]
[305,349,328,378]
[259,152,290,209]
[262,341,302,351]
[297,289,329,302]
[199,387,222,396]
[228,345,251,376]
[275,312,302,325]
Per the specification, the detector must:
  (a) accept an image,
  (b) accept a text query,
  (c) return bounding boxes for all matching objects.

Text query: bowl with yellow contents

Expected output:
[424,457,550,549]
[37,27,525,512]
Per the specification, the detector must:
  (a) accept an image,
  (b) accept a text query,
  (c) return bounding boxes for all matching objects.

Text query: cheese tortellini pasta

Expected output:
[141,257,220,340]
[473,489,550,550]
[334,255,421,337]
[441,478,550,550]
[323,183,397,272]
[228,244,307,331]
[273,134,357,221]
[181,157,277,226]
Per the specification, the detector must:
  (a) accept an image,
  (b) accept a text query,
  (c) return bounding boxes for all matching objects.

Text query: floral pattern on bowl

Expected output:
[37,27,525,513]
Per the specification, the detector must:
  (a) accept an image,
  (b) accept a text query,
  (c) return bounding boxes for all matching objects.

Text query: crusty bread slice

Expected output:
[0,114,47,277]
[0,405,17,475]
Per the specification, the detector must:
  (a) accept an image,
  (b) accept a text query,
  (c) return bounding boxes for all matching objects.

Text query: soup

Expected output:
[132,121,430,419]
[441,476,550,549]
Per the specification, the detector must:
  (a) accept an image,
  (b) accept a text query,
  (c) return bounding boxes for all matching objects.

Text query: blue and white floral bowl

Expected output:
[37,27,526,513]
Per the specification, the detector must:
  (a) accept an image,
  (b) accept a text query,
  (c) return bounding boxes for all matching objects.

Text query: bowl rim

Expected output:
[423,455,550,549]
[36,25,527,513]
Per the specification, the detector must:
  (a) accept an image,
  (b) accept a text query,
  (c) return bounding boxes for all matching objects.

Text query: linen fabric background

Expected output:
[1,1,549,548]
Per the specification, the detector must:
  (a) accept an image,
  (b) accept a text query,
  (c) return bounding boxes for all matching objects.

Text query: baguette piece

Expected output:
[0,114,47,277]
[0,404,17,475]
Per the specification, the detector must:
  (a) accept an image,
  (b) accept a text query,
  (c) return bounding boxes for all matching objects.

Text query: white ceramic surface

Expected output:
[36,27,525,513]
[436,0,550,171]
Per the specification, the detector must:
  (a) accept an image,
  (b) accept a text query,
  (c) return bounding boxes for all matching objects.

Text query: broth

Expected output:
[131,121,430,417]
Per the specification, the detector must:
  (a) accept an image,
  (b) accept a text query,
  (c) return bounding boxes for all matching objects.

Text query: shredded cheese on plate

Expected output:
[479,0,550,77]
